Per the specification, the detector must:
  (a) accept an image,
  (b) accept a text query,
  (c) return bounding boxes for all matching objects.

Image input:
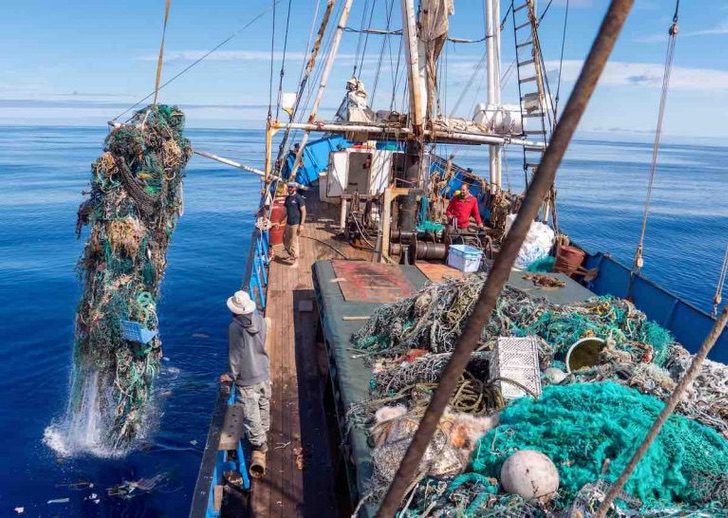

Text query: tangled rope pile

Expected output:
[348,274,728,515]
[352,274,674,366]
[73,105,191,446]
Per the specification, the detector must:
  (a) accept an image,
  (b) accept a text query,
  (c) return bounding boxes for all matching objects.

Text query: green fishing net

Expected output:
[460,382,728,511]
[73,105,192,446]
[353,274,675,368]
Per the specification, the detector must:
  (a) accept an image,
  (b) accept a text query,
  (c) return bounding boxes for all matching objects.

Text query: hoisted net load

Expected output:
[73,105,191,447]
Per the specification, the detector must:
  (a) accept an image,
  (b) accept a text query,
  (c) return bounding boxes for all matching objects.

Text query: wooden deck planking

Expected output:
[250,194,371,517]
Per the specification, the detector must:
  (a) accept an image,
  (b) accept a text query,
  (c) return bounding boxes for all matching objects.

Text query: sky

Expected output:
[1,0,728,139]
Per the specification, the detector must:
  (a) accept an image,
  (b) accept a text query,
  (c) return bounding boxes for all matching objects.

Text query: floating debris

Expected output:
[108,474,168,500]
[13,507,23,514]
[47,498,70,504]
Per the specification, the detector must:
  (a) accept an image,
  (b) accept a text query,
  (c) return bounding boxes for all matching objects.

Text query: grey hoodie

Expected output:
[228,312,269,386]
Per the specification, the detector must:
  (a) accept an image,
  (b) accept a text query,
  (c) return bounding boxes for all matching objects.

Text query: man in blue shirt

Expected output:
[278,182,306,267]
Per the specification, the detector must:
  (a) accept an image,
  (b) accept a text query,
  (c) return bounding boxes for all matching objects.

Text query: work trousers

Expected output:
[236,380,271,451]
[284,224,300,259]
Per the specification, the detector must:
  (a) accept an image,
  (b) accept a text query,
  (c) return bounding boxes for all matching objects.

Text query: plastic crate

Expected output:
[490,336,542,401]
[447,244,483,273]
[121,320,158,344]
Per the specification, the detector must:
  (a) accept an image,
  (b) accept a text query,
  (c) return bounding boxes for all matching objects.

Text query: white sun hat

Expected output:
[226,290,256,315]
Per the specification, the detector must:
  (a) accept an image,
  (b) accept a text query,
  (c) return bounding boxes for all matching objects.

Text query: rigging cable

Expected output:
[554,0,570,117]
[112,3,278,122]
[713,242,728,317]
[275,0,294,121]
[632,0,680,273]
[152,0,172,106]
[352,0,371,76]
[356,0,379,79]
[371,0,396,106]
[268,0,278,120]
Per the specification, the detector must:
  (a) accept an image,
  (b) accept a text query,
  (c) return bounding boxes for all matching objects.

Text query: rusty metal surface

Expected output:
[331,260,417,303]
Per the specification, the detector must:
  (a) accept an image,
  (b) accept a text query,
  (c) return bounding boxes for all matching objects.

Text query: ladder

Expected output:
[511,0,554,188]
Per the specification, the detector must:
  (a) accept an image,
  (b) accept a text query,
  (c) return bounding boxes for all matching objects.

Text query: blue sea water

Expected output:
[0,126,726,516]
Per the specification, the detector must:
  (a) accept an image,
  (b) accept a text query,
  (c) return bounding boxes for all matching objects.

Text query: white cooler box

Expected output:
[447,244,483,273]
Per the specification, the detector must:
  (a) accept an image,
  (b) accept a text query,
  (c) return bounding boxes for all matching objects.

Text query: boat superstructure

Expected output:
[189,1,728,516]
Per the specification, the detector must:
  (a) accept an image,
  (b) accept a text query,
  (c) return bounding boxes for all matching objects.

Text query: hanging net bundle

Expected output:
[72,105,191,447]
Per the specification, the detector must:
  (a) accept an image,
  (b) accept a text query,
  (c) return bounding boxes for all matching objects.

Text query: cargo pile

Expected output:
[350,274,728,515]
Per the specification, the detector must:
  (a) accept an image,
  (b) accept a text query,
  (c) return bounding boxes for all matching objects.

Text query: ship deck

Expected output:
[252,192,372,516]
[255,191,596,516]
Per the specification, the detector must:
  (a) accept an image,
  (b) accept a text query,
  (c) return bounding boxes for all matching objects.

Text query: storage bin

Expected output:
[447,244,483,273]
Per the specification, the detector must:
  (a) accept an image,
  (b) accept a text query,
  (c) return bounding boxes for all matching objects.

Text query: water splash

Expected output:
[43,369,132,458]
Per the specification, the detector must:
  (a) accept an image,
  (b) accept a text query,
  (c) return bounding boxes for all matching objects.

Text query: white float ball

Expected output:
[544,367,567,384]
[500,450,559,500]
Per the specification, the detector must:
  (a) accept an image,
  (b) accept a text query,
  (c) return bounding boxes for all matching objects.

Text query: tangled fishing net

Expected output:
[424,382,728,516]
[352,274,674,366]
[349,274,728,515]
[72,105,191,447]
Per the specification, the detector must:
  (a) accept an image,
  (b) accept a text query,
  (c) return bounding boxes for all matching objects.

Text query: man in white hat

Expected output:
[220,290,270,476]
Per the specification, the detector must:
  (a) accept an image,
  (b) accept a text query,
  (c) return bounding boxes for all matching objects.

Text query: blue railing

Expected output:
[203,386,252,518]
[583,251,728,363]
[190,382,252,518]
[248,227,269,310]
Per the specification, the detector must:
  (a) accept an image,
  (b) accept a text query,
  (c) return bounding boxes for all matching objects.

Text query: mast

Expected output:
[401,0,425,132]
[289,0,354,180]
[396,0,424,241]
[486,0,503,192]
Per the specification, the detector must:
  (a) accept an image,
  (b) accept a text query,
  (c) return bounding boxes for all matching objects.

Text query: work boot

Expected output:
[250,449,267,479]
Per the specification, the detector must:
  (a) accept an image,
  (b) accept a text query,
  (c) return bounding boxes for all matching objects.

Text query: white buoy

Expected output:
[501,450,559,500]
[544,367,567,384]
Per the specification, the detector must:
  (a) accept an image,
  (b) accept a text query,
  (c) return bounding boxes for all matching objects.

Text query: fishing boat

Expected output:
[186,1,728,516]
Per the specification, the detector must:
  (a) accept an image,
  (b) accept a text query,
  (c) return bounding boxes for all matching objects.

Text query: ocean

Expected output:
[0,126,726,516]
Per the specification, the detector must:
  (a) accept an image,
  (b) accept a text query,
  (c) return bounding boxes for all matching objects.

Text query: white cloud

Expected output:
[636,18,728,43]
[547,60,728,91]
[681,18,728,37]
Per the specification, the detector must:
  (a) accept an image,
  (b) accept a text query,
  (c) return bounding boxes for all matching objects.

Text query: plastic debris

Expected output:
[108,474,168,499]
[13,508,23,514]
[47,498,70,504]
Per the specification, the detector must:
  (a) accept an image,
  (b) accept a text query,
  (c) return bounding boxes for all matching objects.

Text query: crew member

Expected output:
[220,290,270,478]
[278,182,306,266]
[445,182,483,229]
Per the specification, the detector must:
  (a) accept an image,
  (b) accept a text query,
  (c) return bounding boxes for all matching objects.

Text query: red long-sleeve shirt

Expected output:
[446,194,483,228]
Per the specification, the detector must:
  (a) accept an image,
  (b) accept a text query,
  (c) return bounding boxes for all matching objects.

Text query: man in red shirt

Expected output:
[445,183,484,229]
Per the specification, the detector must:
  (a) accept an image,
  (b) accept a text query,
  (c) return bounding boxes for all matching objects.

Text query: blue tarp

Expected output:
[282,134,351,186]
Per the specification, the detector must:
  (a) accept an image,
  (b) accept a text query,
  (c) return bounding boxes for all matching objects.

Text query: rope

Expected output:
[268,0,277,120]
[152,0,172,106]
[112,3,277,121]
[275,0,294,121]
[632,4,679,272]
[714,242,728,316]
[554,0,570,116]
